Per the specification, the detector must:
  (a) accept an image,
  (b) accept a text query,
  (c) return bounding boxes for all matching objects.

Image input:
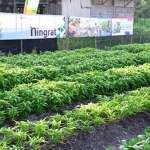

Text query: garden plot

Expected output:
[0,44,150,149]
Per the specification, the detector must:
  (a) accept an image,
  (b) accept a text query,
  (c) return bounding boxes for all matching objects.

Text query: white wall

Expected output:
[102,0,112,6]
[114,0,134,7]
[91,5,134,17]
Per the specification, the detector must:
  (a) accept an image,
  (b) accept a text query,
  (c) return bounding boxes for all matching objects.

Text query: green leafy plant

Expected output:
[33,120,48,137]
[0,111,5,125]
[119,127,150,150]
[105,147,113,150]
[7,106,19,121]
[28,136,45,150]
[1,87,150,148]
[18,101,32,117]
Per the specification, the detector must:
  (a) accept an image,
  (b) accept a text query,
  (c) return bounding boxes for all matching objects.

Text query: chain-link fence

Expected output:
[0,28,150,54]
[58,35,150,51]
[58,28,150,50]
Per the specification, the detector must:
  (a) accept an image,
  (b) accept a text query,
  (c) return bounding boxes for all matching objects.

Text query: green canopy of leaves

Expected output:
[135,0,150,19]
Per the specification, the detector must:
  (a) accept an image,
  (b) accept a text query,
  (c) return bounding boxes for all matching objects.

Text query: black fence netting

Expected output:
[57,28,150,50]
[0,38,57,54]
[0,28,150,55]
[57,36,150,50]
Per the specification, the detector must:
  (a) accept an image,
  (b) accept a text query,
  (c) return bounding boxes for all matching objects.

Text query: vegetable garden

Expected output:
[0,43,150,150]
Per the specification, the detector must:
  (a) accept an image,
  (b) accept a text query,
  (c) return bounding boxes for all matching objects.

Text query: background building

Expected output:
[0,0,134,54]
[0,0,134,16]
[0,0,134,35]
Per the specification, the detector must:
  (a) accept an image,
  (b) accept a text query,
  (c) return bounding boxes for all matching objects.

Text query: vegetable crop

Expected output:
[0,45,150,149]
[111,43,150,53]
[1,50,150,90]
[0,63,150,123]
[1,87,150,149]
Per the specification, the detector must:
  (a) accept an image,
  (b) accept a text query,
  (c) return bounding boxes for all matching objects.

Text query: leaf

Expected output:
[128,138,140,146]
[138,135,145,141]
[121,140,129,147]
[144,143,150,150]
[145,137,150,144]
[105,147,113,150]
[128,145,143,150]
[119,145,129,150]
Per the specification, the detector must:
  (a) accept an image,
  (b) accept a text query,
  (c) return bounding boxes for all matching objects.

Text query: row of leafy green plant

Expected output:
[0,48,122,90]
[0,44,150,149]
[111,43,150,53]
[1,86,150,149]
[1,63,150,124]
[1,43,150,69]
[0,48,117,68]
[1,50,150,91]
[58,63,150,96]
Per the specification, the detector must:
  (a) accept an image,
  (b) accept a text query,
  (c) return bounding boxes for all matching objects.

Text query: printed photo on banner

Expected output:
[112,18,133,36]
[68,17,111,38]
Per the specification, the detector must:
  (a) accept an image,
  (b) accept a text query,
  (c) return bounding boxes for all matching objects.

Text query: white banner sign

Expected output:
[0,13,65,40]
[112,18,133,36]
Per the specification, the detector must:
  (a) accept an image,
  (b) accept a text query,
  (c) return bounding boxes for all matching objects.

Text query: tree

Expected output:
[134,0,150,19]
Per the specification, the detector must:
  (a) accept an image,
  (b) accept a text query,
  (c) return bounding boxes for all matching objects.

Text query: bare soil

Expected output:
[1,98,150,150]
[50,111,150,150]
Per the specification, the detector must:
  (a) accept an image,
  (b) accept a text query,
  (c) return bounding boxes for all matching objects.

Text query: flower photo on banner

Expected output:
[112,18,133,36]
[68,17,112,38]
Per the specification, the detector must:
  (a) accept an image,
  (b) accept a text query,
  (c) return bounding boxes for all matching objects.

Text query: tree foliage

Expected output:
[134,0,150,19]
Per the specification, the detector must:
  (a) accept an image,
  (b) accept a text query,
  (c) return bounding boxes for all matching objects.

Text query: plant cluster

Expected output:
[1,48,150,90]
[1,63,150,124]
[0,48,104,68]
[119,127,150,150]
[0,80,84,124]
[59,63,150,97]
[1,87,150,149]
[0,45,150,149]
[111,43,150,53]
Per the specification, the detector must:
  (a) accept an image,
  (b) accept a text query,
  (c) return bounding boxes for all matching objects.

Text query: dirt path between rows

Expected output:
[50,111,150,150]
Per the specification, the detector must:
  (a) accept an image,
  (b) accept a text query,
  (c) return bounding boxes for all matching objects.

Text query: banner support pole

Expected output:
[20,40,23,53]
[14,0,23,54]
[13,0,16,13]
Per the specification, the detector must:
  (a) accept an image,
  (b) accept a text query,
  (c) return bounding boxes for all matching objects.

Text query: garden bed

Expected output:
[51,111,150,150]
[1,44,150,149]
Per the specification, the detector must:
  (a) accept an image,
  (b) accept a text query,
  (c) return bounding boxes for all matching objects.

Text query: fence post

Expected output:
[62,38,65,50]
[95,37,97,49]
[121,36,123,45]
[140,33,142,44]
[131,35,133,44]
[66,37,69,50]
[110,37,111,48]
[20,40,23,53]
